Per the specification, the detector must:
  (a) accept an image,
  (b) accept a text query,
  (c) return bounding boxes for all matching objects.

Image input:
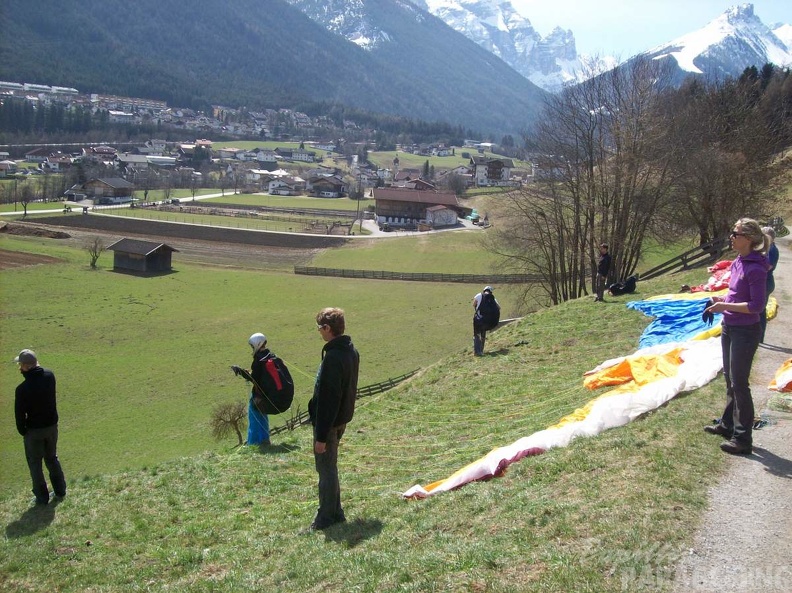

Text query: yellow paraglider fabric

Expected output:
[402,337,723,499]
[769,358,792,393]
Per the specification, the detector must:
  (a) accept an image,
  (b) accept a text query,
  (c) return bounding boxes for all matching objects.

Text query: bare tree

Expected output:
[493,56,675,305]
[661,71,789,244]
[85,237,105,269]
[209,401,247,446]
[18,182,33,218]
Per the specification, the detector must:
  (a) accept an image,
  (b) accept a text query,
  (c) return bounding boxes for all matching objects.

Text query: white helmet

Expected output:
[248,333,267,352]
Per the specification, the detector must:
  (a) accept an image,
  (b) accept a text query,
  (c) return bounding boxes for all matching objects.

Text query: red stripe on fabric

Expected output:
[265,359,282,390]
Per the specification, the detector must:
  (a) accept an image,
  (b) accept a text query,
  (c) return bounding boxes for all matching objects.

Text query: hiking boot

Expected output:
[704,424,731,438]
[720,439,752,455]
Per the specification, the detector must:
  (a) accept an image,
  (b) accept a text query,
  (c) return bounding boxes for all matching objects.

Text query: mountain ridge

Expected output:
[642,3,792,80]
[0,0,548,138]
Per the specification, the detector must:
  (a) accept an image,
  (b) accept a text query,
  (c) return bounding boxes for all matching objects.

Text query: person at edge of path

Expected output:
[472,285,500,356]
[759,226,779,343]
[308,307,359,531]
[594,243,611,302]
[247,332,272,447]
[703,218,770,455]
[13,349,67,505]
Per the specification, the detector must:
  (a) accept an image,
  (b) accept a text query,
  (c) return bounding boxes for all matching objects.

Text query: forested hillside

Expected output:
[0,0,548,136]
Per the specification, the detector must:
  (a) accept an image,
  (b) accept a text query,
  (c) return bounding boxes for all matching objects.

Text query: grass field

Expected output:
[85,206,359,234]
[201,193,375,212]
[0,226,735,592]
[0,189,219,214]
[0,234,496,496]
[311,229,497,274]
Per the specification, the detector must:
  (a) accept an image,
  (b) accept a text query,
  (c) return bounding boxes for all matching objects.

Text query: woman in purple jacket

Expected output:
[703,218,770,455]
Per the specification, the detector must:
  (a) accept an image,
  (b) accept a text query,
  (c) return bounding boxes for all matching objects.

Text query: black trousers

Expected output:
[313,423,346,527]
[720,323,761,445]
[23,424,66,503]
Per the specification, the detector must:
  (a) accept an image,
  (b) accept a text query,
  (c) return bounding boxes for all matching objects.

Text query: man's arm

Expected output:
[14,387,26,436]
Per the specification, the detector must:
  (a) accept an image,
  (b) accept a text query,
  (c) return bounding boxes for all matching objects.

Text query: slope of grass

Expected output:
[0,235,489,496]
[0,251,729,592]
[309,229,497,274]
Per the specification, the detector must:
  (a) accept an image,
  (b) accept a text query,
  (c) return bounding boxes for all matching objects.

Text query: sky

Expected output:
[510,0,791,58]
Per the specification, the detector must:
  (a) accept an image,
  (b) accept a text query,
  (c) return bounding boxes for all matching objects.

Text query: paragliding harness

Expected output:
[231,352,294,415]
[474,291,501,331]
[607,275,638,296]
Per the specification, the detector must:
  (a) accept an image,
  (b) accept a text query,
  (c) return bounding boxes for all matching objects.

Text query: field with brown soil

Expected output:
[0,220,324,271]
[0,248,64,270]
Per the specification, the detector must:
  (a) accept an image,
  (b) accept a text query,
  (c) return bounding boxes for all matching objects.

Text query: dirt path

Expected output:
[672,230,792,593]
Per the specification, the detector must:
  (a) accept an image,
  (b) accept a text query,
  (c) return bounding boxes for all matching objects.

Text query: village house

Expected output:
[0,160,18,178]
[308,175,346,198]
[372,187,460,229]
[79,177,135,204]
[216,147,244,160]
[116,153,149,175]
[41,152,74,172]
[137,139,167,155]
[268,176,305,196]
[25,147,51,163]
[275,147,316,163]
[393,178,436,191]
[469,155,517,187]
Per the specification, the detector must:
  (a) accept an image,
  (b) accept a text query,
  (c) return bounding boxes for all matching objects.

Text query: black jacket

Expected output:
[15,366,58,435]
[597,252,611,277]
[309,335,359,443]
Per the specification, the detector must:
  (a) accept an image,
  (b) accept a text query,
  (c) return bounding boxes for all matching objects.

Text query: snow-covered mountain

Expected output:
[412,0,597,93]
[643,4,792,80]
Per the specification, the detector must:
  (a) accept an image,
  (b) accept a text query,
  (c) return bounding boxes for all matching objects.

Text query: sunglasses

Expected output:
[729,231,746,238]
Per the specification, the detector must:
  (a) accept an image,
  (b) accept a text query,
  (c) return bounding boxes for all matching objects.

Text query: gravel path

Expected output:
[672,229,792,593]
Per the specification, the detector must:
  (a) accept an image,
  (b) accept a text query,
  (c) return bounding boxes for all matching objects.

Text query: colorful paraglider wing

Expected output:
[769,358,792,393]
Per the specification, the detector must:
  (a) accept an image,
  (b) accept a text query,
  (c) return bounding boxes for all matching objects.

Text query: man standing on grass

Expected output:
[308,308,359,530]
[595,243,611,302]
[14,349,67,505]
[472,286,500,356]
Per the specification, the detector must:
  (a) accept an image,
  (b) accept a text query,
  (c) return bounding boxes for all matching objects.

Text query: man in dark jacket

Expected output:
[308,307,359,530]
[595,243,612,302]
[14,349,67,505]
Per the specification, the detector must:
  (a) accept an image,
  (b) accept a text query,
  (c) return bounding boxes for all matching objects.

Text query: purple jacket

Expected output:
[723,251,769,326]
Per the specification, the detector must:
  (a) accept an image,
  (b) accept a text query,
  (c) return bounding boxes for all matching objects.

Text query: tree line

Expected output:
[488,60,792,306]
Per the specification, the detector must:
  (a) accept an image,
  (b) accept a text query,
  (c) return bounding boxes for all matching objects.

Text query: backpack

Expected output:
[253,353,294,414]
[608,275,637,296]
[475,292,500,330]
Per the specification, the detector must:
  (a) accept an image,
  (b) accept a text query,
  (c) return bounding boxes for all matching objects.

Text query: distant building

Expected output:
[372,187,459,228]
[107,238,178,275]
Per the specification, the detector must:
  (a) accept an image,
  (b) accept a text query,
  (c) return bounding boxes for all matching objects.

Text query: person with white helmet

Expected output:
[247,332,272,447]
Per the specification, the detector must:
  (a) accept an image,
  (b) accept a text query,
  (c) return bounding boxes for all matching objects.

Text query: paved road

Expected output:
[673,229,792,593]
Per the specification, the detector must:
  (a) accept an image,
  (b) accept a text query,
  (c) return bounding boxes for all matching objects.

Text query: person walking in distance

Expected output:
[703,218,770,455]
[595,243,611,302]
[472,286,501,356]
[759,226,779,342]
[308,308,360,530]
[13,349,67,505]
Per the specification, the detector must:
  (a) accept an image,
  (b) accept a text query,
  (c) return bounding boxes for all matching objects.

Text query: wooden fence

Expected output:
[638,237,728,281]
[294,266,537,284]
[271,369,419,435]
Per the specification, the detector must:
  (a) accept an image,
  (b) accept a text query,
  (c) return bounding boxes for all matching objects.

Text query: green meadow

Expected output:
[0,233,500,495]
[0,226,734,592]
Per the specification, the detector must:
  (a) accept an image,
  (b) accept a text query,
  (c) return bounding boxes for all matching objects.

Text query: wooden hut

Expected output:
[107,238,178,274]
